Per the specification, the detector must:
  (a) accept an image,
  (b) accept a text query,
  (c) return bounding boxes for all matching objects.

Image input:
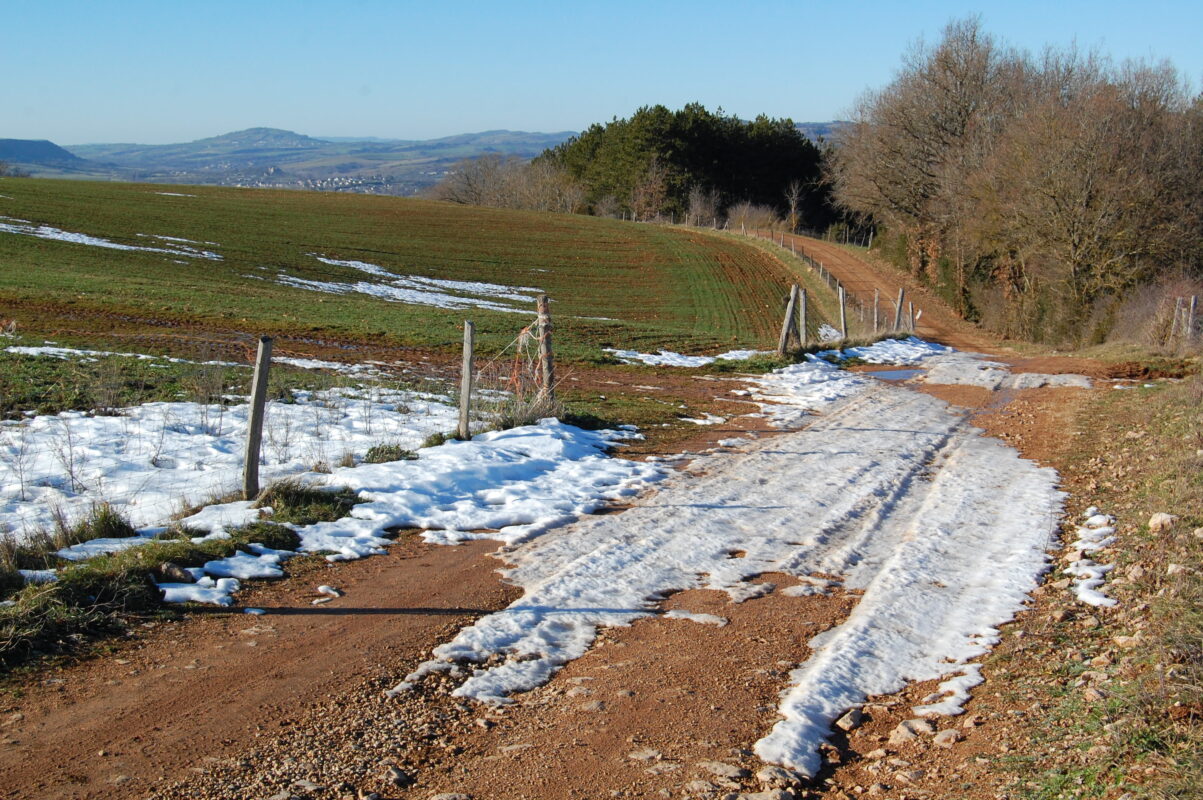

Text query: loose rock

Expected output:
[755,765,803,788]
[933,729,962,748]
[1148,512,1177,532]
[698,761,750,779]
[835,707,863,732]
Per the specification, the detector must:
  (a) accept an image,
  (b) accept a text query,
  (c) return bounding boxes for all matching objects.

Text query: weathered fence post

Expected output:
[873,288,880,334]
[893,288,905,332]
[799,287,808,346]
[1189,295,1198,343]
[909,301,916,333]
[536,295,555,402]
[242,336,273,500]
[838,286,848,340]
[778,284,800,357]
[867,230,874,250]
[458,321,475,440]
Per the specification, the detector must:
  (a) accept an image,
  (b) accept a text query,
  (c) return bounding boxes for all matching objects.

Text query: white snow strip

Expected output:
[0,216,221,260]
[287,420,665,562]
[57,536,151,561]
[158,576,240,606]
[817,324,842,343]
[18,569,57,584]
[836,337,951,365]
[662,610,728,627]
[392,359,1062,782]
[314,256,542,301]
[921,352,1091,390]
[604,348,764,367]
[277,273,533,315]
[681,413,725,425]
[4,344,240,367]
[1064,508,1118,607]
[154,192,196,197]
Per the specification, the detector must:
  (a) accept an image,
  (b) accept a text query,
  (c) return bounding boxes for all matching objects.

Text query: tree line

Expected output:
[429,104,834,229]
[830,18,1203,343]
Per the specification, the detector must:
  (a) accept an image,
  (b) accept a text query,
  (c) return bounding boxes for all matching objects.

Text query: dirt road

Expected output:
[778,233,996,351]
[0,539,516,800]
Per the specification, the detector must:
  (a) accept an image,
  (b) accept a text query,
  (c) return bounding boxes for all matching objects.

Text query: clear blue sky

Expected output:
[4,0,1201,145]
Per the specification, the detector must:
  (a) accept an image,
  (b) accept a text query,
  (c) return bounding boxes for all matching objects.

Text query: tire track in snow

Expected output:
[395,368,1063,777]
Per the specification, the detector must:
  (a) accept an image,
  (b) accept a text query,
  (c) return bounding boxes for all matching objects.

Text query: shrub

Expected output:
[362,443,418,464]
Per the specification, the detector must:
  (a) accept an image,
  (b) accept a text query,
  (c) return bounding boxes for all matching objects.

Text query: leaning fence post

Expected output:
[242,336,273,500]
[838,286,848,340]
[536,295,555,402]
[893,288,905,332]
[778,284,800,356]
[458,321,475,440]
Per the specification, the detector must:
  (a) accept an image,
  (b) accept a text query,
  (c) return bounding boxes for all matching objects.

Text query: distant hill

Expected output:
[0,138,90,168]
[58,127,577,195]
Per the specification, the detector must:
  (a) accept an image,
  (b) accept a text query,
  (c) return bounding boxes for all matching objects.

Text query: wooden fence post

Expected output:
[908,301,916,333]
[893,288,905,332]
[458,321,475,440]
[799,287,808,346]
[1189,295,1198,343]
[838,286,848,340]
[242,336,273,500]
[536,295,555,402]
[778,284,800,356]
[873,288,880,334]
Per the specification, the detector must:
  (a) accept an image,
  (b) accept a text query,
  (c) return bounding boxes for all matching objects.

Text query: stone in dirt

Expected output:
[737,790,794,800]
[154,561,195,583]
[1148,512,1177,532]
[698,761,750,779]
[888,719,933,745]
[428,794,472,800]
[629,747,662,761]
[835,707,863,732]
[755,765,804,788]
[933,729,963,748]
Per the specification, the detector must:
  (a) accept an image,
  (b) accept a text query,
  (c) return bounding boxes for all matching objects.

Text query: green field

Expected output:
[0,178,836,363]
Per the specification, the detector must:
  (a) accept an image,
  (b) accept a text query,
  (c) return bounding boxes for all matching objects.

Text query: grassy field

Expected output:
[0,177,825,363]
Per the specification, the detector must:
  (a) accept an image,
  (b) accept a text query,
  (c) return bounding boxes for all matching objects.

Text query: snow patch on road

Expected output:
[394,358,1063,780]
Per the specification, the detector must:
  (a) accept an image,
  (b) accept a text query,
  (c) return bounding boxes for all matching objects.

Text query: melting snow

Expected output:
[0,387,459,538]
[1064,507,1119,607]
[273,255,544,314]
[392,355,1064,780]
[604,348,764,367]
[0,216,221,260]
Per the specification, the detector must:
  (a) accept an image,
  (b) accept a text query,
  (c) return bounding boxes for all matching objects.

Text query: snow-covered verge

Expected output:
[0,387,458,538]
[127,420,665,606]
[392,355,1065,777]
